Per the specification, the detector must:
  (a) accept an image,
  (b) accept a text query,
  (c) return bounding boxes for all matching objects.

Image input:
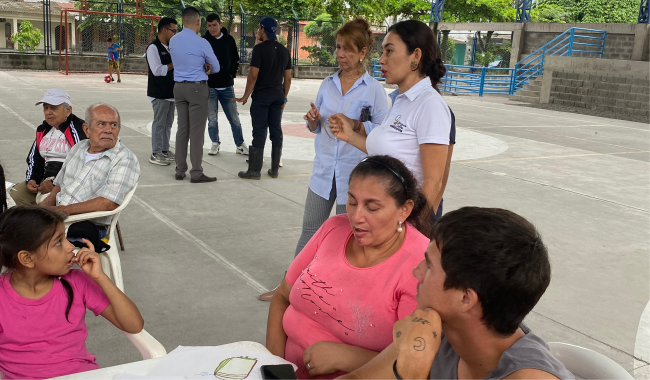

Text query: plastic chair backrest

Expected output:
[548,342,633,380]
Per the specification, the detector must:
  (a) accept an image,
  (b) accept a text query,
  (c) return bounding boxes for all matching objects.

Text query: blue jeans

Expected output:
[208,87,244,147]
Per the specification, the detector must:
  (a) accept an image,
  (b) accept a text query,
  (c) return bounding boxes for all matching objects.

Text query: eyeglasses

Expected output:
[323,121,337,140]
[165,27,178,34]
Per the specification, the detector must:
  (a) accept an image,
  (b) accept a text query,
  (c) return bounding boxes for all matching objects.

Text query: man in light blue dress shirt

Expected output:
[169,6,220,183]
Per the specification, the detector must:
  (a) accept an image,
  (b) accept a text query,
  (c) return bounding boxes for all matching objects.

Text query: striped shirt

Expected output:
[53,140,140,225]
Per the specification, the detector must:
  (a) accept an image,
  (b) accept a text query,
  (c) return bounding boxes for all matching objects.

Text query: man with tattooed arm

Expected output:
[338,207,574,380]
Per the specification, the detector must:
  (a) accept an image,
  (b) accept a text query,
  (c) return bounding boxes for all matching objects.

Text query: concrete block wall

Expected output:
[292,65,338,79]
[0,55,338,80]
[64,55,148,73]
[0,53,50,70]
[522,32,635,61]
[548,71,649,117]
[439,22,649,66]
[0,53,148,73]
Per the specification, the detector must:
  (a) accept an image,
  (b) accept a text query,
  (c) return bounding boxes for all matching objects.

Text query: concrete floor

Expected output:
[0,70,648,378]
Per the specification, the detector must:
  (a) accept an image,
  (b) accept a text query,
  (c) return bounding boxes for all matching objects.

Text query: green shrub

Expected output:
[12,21,43,52]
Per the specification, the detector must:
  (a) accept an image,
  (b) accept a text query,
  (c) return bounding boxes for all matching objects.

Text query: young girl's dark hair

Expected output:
[387,20,446,90]
[349,155,432,236]
[0,206,74,322]
[0,164,7,215]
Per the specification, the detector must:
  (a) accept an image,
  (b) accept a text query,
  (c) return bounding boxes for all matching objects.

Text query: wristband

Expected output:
[285,97,288,104]
[393,360,403,380]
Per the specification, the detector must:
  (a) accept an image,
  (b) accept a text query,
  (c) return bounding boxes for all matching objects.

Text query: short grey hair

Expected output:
[85,103,121,129]
[62,103,71,110]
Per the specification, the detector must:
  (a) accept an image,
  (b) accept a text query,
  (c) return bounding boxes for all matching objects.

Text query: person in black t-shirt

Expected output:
[234,16,292,180]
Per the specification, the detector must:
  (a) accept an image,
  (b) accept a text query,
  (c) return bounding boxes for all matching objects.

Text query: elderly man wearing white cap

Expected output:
[10,89,86,206]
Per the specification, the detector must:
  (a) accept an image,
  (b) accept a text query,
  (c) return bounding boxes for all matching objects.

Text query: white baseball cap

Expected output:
[35,89,71,106]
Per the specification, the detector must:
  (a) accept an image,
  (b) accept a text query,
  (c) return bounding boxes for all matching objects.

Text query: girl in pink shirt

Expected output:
[0,207,145,379]
[266,155,433,379]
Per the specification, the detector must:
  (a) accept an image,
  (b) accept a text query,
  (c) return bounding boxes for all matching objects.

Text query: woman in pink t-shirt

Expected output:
[266,155,433,379]
[0,207,144,379]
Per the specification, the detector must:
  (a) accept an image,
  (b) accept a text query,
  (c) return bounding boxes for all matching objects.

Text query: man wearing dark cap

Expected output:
[234,16,291,180]
[169,6,220,183]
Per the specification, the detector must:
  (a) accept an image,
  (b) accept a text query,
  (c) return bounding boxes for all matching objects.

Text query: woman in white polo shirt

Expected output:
[330,20,452,223]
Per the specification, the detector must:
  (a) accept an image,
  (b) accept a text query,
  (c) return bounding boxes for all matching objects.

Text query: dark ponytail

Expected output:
[0,164,7,215]
[349,155,432,236]
[0,206,73,322]
[60,277,74,322]
[387,20,446,90]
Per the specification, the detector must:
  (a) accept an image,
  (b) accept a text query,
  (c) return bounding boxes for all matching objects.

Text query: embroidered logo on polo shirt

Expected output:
[389,115,406,133]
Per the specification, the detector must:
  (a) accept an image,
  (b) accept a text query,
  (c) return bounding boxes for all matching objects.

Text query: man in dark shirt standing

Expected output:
[146,17,177,166]
[234,17,291,180]
[203,14,248,157]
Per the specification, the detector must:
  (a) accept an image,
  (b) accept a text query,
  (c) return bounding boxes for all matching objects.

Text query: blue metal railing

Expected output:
[373,58,384,81]
[442,66,515,96]
[511,27,606,92]
[440,27,606,97]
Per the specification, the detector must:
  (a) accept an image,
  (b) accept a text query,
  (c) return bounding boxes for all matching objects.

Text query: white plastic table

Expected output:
[50,341,270,380]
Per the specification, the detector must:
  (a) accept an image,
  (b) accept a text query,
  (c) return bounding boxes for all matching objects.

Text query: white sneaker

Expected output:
[208,142,220,156]
[236,144,249,155]
[279,160,283,167]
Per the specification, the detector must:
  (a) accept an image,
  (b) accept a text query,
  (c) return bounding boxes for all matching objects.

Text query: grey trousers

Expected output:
[294,178,347,257]
[174,82,209,179]
[151,98,175,154]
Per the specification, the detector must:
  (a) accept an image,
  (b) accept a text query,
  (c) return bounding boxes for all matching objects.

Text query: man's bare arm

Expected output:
[234,66,259,105]
[53,197,119,216]
[336,343,398,380]
[283,69,292,98]
[39,185,61,206]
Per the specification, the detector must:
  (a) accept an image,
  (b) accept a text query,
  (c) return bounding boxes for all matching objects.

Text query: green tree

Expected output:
[301,13,338,66]
[538,0,638,23]
[303,13,337,38]
[238,0,323,18]
[12,21,43,52]
[531,3,569,22]
[384,0,430,22]
[443,0,516,22]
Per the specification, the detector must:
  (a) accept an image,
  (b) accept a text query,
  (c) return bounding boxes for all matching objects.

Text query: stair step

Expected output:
[510,95,540,104]
[515,89,540,98]
[523,84,541,93]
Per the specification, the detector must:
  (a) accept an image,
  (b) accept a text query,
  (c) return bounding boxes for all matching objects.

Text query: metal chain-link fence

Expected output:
[67,1,156,58]
[31,0,387,67]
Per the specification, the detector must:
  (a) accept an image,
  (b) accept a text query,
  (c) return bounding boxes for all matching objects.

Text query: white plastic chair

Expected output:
[61,183,166,360]
[124,329,167,359]
[548,342,633,379]
[64,183,137,292]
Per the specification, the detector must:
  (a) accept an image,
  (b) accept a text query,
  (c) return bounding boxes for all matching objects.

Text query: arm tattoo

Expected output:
[433,332,437,339]
[396,331,402,338]
[412,317,431,325]
[413,337,426,351]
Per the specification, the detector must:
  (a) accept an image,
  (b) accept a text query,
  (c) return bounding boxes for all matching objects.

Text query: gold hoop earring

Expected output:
[410,60,418,71]
[397,221,403,232]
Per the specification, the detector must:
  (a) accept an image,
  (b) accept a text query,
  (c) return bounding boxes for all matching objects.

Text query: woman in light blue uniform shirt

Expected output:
[258,18,388,301]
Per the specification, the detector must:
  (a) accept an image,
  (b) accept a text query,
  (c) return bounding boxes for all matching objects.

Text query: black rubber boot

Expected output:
[238,146,263,180]
[267,146,282,178]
